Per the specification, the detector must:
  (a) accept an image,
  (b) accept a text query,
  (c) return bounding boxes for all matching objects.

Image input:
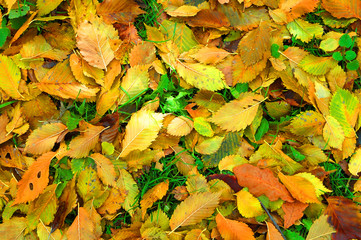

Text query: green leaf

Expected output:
[254,118,269,141]
[289,145,306,162]
[271,44,281,58]
[332,52,343,61]
[299,55,335,75]
[287,19,323,43]
[329,89,359,138]
[0,27,10,48]
[345,50,357,61]
[347,60,360,71]
[9,5,30,19]
[339,34,352,48]
[10,15,27,30]
[231,83,248,99]
[194,117,214,137]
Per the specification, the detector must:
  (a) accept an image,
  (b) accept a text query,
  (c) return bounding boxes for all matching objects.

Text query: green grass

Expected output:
[134,0,163,40]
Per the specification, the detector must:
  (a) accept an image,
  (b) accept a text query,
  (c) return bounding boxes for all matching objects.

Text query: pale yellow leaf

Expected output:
[169,192,220,231]
[167,5,200,17]
[306,214,335,240]
[211,92,264,132]
[117,169,139,216]
[120,110,164,157]
[90,153,117,186]
[195,136,224,155]
[236,188,264,218]
[218,154,248,171]
[349,148,361,176]
[167,116,194,136]
[323,115,344,150]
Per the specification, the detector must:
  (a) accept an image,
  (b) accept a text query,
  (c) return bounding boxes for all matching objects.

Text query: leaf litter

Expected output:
[0,0,361,239]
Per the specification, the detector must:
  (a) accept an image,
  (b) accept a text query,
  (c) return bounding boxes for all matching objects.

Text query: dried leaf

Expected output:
[306,214,335,240]
[282,201,308,229]
[90,153,116,186]
[66,207,97,240]
[140,181,169,219]
[167,116,194,137]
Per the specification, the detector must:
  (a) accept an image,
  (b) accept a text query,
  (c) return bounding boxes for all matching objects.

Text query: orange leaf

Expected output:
[216,213,255,240]
[167,116,194,136]
[140,180,169,219]
[13,152,56,205]
[266,222,284,240]
[282,201,308,228]
[233,164,293,202]
[25,122,68,155]
[278,172,319,203]
[97,0,145,24]
[322,0,361,19]
[66,207,97,240]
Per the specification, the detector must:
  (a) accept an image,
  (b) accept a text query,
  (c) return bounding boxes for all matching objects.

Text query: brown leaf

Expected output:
[233,164,293,202]
[325,196,361,240]
[97,0,145,24]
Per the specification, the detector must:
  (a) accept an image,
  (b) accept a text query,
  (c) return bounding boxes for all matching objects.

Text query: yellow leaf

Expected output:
[278,172,319,203]
[289,111,325,137]
[211,92,264,132]
[167,116,194,136]
[186,173,210,194]
[218,154,248,171]
[6,102,29,136]
[37,0,64,16]
[299,55,336,76]
[169,192,220,231]
[235,188,264,218]
[25,122,68,155]
[295,173,332,197]
[101,142,115,155]
[120,110,164,157]
[323,115,344,150]
[76,167,103,203]
[0,217,27,239]
[76,17,119,69]
[90,153,117,187]
[67,121,105,158]
[193,117,214,137]
[166,5,200,17]
[176,62,226,91]
[195,136,224,155]
[117,169,139,216]
[0,54,23,99]
[37,59,99,100]
[118,65,150,105]
[96,79,120,118]
[140,181,169,219]
[349,148,361,176]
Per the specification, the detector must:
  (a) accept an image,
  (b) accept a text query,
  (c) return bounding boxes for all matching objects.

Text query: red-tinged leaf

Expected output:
[233,164,293,202]
[282,201,308,229]
[216,213,255,240]
[97,112,120,143]
[207,174,242,192]
[13,152,57,205]
[66,207,97,240]
[325,196,361,240]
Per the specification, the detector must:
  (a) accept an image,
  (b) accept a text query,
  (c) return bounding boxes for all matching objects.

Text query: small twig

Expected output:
[258,199,287,240]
